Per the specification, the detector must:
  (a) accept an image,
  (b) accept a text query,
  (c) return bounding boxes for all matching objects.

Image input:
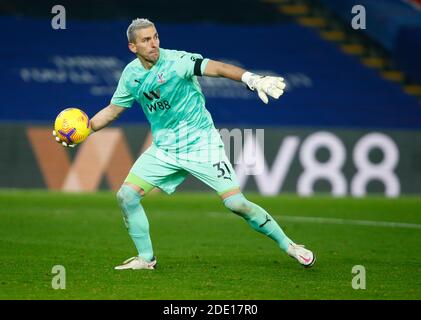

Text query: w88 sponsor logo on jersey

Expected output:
[143,89,172,112]
[146,100,171,112]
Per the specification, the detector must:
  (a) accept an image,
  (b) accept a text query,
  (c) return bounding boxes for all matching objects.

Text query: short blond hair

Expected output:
[127,18,155,43]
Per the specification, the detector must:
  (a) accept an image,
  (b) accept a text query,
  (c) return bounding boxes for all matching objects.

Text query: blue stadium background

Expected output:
[1,0,420,128]
[1,0,421,195]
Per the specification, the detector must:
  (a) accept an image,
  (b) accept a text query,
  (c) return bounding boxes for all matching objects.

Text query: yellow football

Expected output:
[54,108,90,144]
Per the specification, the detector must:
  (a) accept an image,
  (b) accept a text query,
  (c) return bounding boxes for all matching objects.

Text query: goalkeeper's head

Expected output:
[127,18,160,65]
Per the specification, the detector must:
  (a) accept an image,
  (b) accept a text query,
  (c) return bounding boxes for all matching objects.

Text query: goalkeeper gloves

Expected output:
[241,71,286,104]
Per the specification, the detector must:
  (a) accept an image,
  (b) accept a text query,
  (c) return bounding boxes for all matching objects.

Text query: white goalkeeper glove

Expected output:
[242,71,286,104]
[52,130,76,148]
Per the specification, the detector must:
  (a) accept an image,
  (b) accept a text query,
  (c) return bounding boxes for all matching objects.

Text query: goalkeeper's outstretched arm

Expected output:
[203,60,286,104]
[90,104,126,132]
[53,103,126,147]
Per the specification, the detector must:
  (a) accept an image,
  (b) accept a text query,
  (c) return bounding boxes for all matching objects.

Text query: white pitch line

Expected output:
[278,215,421,230]
[204,211,421,230]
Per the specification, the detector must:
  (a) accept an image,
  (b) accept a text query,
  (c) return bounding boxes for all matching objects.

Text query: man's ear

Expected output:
[128,42,137,54]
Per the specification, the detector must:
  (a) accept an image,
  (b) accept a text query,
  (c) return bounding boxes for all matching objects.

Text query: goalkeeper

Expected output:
[54,18,315,270]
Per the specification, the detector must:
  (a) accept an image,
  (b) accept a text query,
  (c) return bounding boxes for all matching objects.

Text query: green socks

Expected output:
[116,185,292,259]
[223,193,293,251]
[116,185,154,262]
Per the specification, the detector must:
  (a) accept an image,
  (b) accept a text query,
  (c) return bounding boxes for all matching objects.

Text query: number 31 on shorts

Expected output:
[213,161,233,181]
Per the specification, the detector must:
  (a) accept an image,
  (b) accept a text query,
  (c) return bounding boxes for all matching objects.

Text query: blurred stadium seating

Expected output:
[1,0,421,127]
[318,0,421,86]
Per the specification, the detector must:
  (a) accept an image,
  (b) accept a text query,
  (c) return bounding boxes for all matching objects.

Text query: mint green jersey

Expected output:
[111,48,221,153]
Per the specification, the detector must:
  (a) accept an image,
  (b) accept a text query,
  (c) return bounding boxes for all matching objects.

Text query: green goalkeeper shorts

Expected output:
[125,143,240,195]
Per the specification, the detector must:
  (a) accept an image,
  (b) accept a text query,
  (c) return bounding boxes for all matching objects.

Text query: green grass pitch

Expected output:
[0,190,420,300]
